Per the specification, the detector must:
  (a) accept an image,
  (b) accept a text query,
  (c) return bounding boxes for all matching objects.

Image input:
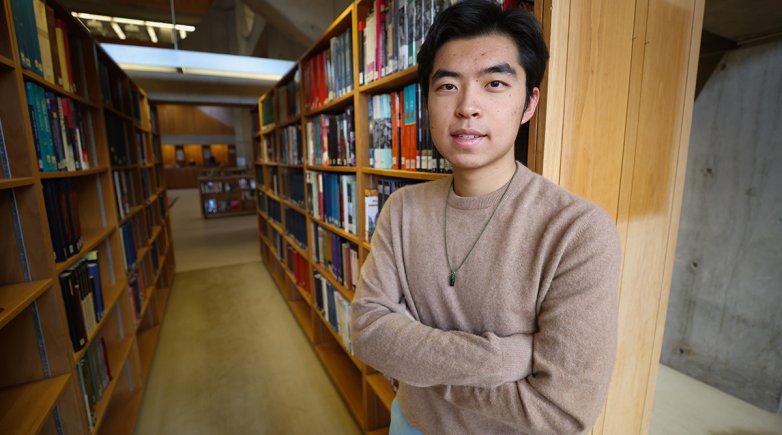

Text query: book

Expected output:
[364,189,379,242]
[0,119,10,178]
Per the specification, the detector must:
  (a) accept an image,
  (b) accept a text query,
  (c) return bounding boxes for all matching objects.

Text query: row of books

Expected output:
[59,251,104,352]
[204,199,254,215]
[150,238,161,277]
[25,81,91,172]
[359,0,532,85]
[276,71,301,123]
[261,134,277,162]
[200,178,255,194]
[77,338,111,429]
[254,166,265,190]
[312,224,359,291]
[286,246,310,293]
[106,113,134,166]
[11,0,77,91]
[42,179,83,262]
[267,196,282,223]
[369,83,451,172]
[140,167,154,201]
[266,166,279,194]
[261,98,275,129]
[285,208,308,248]
[270,229,285,261]
[314,273,353,354]
[114,169,139,220]
[127,271,147,321]
[302,28,353,111]
[360,0,439,84]
[282,169,306,207]
[364,178,422,242]
[257,190,267,214]
[305,107,356,167]
[119,220,139,272]
[98,59,129,112]
[306,172,359,236]
[280,125,304,165]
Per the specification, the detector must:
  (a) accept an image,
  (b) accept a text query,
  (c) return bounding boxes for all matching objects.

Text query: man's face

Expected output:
[427,33,539,172]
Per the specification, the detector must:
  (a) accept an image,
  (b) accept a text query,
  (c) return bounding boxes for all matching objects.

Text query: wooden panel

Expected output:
[601,0,704,434]
[536,0,570,179]
[557,0,636,219]
[157,104,235,135]
[536,0,704,433]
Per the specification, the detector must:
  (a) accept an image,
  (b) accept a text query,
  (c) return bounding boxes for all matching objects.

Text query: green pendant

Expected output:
[449,270,456,287]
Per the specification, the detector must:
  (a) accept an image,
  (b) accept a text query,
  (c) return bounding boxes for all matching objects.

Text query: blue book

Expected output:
[86,251,104,321]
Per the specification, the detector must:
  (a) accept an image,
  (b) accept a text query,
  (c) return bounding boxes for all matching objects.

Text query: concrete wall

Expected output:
[661,39,782,413]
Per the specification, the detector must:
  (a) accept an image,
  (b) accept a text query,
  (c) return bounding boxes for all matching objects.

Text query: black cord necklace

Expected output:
[444,164,519,287]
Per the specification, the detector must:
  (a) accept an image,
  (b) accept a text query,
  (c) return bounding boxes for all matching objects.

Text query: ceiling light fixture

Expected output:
[147,26,158,43]
[110,22,126,40]
[101,43,294,84]
[72,12,195,33]
[179,30,187,40]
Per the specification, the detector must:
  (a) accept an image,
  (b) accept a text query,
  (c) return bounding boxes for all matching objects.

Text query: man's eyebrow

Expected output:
[431,63,517,81]
[431,69,461,81]
[482,63,517,76]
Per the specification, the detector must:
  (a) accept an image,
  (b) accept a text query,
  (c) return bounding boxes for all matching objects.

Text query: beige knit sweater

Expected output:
[351,162,621,434]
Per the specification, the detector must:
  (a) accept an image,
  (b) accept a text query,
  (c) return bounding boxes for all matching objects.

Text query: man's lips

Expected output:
[451,129,486,147]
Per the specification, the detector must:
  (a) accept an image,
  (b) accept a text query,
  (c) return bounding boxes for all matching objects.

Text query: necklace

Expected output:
[444,164,519,287]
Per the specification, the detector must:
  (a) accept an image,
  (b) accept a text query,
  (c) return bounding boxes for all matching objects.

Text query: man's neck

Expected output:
[451,159,517,197]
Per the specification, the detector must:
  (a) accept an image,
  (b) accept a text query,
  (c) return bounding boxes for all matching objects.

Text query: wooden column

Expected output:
[533,0,705,433]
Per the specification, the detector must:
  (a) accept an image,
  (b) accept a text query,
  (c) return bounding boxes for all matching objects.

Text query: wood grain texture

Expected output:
[535,0,704,432]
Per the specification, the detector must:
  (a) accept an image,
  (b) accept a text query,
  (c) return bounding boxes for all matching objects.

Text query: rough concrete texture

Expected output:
[661,39,782,413]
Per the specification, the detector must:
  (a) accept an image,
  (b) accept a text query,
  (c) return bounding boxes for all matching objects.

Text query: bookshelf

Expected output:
[0,0,176,433]
[198,169,256,218]
[252,1,468,432]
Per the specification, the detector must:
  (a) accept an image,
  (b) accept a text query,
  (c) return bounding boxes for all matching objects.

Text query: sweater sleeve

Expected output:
[436,208,621,434]
[351,190,533,388]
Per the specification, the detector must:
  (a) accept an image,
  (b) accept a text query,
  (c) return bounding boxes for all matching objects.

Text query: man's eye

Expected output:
[438,83,456,91]
[489,81,504,88]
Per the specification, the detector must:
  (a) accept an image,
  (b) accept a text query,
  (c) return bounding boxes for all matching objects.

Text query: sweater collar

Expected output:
[446,162,526,210]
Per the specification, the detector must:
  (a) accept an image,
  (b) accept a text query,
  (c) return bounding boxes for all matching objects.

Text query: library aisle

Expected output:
[134,188,360,434]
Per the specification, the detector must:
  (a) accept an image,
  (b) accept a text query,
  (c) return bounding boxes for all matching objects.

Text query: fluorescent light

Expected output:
[179,30,187,40]
[72,12,112,22]
[102,44,294,84]
[72,12,195,33]
[118,64,179,73]
[183,68,281,81]
[113,17,145,26]
[147,26,158,43]
[110,22,126,40]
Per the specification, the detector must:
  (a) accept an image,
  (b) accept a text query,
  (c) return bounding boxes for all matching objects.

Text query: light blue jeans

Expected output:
[390,398,424,435]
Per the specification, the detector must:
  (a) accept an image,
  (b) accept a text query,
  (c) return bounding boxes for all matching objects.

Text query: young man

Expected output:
[351,1,621,434]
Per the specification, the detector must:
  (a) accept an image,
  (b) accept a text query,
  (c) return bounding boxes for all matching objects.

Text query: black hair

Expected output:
[417,0,549,104]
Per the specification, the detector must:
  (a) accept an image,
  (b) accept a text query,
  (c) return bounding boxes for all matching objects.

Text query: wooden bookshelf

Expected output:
[0,279,52,329]
[198,169,256,219]
[0,0,177,433]
[252,1,439,431]
[0,374,70,435]
[366,374,394,412]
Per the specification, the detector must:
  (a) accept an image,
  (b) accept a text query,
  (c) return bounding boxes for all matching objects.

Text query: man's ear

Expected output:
[521,87,540,125]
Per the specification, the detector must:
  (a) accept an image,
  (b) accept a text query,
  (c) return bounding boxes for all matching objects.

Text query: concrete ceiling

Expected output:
[60,0,350,105]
